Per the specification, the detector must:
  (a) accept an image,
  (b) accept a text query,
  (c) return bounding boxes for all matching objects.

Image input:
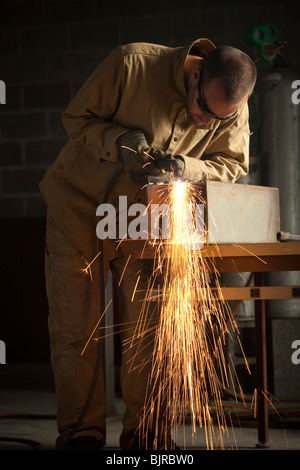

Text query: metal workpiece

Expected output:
[204,181,280,244]
[147,180,281,245]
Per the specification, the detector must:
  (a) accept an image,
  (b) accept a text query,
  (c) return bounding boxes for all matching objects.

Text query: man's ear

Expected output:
[191,66,201,84]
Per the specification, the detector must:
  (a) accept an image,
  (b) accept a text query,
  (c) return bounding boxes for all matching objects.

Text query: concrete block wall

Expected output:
[0,0,299,218]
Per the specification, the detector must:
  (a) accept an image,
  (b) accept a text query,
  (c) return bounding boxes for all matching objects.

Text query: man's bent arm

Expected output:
[61,47,130,162]
[178,102,250,183]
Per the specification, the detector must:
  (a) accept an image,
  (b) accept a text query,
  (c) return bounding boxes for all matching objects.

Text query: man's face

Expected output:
[186,66,246,127]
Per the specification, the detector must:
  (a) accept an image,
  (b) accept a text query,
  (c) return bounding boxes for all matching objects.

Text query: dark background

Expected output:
[0,0,299,398]
[0,0,299,220]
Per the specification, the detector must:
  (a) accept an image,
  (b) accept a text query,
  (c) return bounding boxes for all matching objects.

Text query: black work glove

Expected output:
[146,156,185,183]
[150,156,185,177]
[117,130,169,186]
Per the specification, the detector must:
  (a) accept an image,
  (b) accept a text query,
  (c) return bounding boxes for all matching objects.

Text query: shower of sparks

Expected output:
[81,298,113,356]
[80,251,102,282]
[80,178,258,450]
[131,180,247,450]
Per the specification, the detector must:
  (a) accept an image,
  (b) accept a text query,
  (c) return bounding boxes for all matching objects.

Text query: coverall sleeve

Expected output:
[181,102,250,182]
[61,47,130,162]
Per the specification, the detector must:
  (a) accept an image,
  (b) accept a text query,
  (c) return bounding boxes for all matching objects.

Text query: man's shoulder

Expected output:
[120,42,178,58]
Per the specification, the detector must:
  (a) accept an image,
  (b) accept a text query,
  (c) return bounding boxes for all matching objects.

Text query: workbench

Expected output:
[112,240,300,447]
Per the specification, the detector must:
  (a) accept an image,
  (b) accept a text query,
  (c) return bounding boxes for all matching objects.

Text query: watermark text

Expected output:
[0,340,6,364]
[0,80,6,104]
[96,196,205,249]
[291,80,300,104]
[291,340,300,365]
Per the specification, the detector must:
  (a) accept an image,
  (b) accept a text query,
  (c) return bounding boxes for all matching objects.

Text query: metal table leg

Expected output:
[104,271,118,417]
[254,272,269,447]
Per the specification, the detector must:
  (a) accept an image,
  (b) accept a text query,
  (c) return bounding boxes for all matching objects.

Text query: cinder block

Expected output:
[1,168,45,194]
[48,111,67,137]
[24,82,70,109]
[0,28,20,55]
[70,22,119,50]
[43,0,94,22]
[173,10,226,44]
[0,113,47,139]
[121,17,173,45]
[94,0,147,18]
[21,25,68,53]
[0,0,42,27]
[0,197,24,218]
[25,195,47,217]
[0,142,23,167]
[1,56,46,84]
[25,139,67,166]
[1,85,22,111]
[47,52,96,81]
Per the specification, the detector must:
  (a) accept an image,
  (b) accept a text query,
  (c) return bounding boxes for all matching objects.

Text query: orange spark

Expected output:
[133,181,249,450]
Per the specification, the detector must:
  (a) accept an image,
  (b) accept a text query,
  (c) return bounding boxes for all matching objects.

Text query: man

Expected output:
[40,38,256,450]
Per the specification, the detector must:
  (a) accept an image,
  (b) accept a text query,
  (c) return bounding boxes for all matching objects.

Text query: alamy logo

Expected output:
[291,340,300,365]
[0,80,6,104]
[291,80,300,105]
[0,340,6,364]
[96,196,205,249]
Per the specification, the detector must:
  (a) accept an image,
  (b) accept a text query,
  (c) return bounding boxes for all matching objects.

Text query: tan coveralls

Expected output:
[39,38,251,448]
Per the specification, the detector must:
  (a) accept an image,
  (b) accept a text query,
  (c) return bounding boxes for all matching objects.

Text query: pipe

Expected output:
[277,231,300,242]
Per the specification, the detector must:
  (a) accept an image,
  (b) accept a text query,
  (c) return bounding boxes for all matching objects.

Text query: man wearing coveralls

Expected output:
[40,38,257,450]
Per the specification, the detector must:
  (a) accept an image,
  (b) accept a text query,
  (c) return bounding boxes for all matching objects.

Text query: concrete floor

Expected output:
[0,363,299,452]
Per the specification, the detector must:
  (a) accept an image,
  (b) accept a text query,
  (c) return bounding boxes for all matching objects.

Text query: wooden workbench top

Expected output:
[113,240,300,273]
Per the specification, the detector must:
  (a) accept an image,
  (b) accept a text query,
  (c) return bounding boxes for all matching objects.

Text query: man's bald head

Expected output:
[202,46,257,104]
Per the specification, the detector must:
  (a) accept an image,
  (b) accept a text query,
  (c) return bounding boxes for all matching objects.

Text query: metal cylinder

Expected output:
[260,65,300,318]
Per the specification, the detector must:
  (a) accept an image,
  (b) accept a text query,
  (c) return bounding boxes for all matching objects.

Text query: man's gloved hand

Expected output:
[150,155,209,183]
[146,156,185,183]
[117,130,169,186]
[150,157,185,177]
